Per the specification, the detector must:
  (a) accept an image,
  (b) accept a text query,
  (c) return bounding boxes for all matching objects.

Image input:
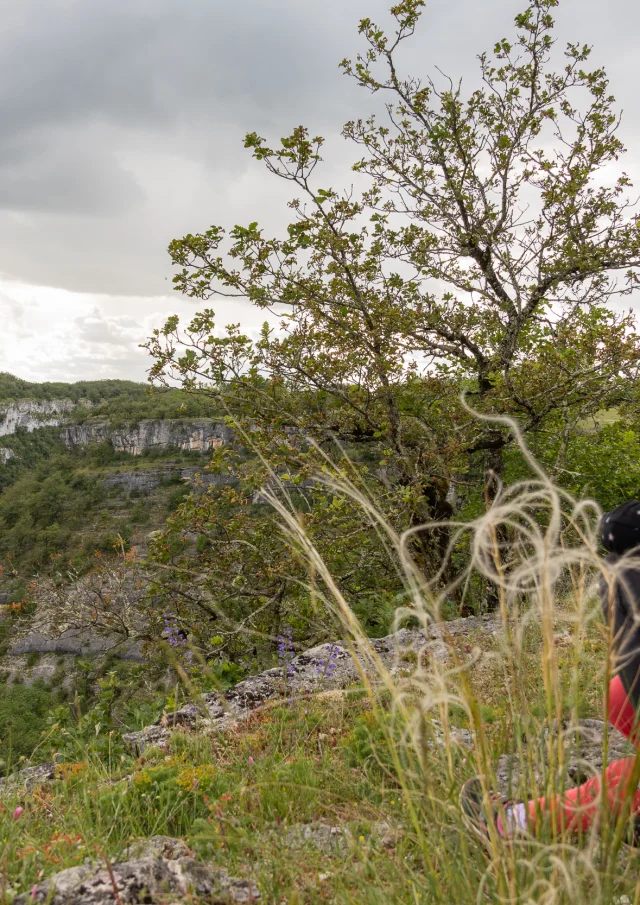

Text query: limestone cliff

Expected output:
[61,419,233,455]
[0,448,15,464]
[0,399,76,437]
[99,464,235,492]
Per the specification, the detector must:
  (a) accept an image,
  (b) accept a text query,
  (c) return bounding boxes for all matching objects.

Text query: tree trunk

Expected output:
[408,477,459,603]
[484,443,506,612]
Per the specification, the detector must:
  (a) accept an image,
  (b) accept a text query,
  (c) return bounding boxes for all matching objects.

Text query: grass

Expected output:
[0,609,636,905]
[578,408,621,431]
[0,692,442,901]
[3,424,640,903]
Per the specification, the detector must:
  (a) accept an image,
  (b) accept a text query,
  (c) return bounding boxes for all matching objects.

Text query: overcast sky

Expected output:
[1,0,639,384]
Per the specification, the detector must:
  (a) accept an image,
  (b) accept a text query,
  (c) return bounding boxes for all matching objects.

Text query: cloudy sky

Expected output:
[1,0,639,384]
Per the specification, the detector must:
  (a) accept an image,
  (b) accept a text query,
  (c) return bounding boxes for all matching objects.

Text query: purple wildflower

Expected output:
[164,612,193,667]
[277,625,296,679]
[316,643,339,681]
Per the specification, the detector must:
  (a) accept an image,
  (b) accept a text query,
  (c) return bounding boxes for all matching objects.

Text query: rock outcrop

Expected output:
[0,400,76,437]
[9,627,143,660]
[495,717,635,798]
[122,614,629,805]
[280,821,399,853]
[0,762,57,793]
[0,447,15,464]
[99,465,235,493]
[61,419,233,456]
[123,615,499,753]
[14,840,260,904]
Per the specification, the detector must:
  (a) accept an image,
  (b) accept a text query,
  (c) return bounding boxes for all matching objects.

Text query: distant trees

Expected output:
[25,545,154,653]
[0,372,149,405]
[147,0,640,628]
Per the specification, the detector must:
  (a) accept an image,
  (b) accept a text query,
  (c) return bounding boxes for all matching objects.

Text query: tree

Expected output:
[145,440,406,663]
[23,546,158,654]
[147,0,640,614]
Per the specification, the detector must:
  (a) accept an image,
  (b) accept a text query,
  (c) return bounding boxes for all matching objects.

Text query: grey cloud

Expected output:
[0,0,360,134]
[0,0,399,293]
[0,0,639,382]
[0,126,145,215]
[74,310,143,345]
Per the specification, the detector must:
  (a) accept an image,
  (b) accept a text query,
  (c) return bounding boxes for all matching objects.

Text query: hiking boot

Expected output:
[459,776,528,848]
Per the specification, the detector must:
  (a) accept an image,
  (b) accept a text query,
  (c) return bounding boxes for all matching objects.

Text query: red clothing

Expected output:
[529,676,640,833]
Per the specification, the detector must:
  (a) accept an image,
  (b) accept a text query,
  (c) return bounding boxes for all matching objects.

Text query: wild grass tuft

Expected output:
[0,420,638,904]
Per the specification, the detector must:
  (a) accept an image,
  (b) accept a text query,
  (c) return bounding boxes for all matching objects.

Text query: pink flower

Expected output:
[248,756,254,766]
[13,806,23,820]
[31,884,38,901]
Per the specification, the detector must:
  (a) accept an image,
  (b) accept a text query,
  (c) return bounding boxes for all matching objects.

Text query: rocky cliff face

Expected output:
[99,465,235,492]
[61,419,233,455]
[0,447,15,464]
[0,400,76,437]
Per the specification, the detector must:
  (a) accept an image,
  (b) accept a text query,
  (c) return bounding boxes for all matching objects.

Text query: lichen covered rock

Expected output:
[14,853,259,904]
[0,762,56,793]
[496,718,634,798]
[124,616,498,754]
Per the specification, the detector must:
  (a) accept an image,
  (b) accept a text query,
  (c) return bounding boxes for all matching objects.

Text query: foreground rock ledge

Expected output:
[123,615,498,754]
[496,718,635,798]
[15,839,259,905]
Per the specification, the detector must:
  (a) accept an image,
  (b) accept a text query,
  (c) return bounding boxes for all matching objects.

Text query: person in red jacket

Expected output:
[461,500,640,844]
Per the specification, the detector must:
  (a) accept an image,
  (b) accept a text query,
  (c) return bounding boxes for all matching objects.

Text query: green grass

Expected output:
[577,407,621,431]
[0,616,636,905]
[0,690,483,904]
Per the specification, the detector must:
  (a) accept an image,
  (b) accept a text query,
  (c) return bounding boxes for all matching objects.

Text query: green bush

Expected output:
[0,682,55,766]
[0,456,107,574]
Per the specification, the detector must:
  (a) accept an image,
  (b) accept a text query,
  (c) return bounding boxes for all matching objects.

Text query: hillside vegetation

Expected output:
[3,0,640,901]
[0,373,149,405]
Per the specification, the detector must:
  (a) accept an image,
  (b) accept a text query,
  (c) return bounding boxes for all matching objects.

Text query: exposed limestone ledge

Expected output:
[496,718,635,798]
[123,615,499,754]
[0,399,76,437]
[99,465,236,492]
[0,447,15,464]
[14,845,260,905]
[61,419,233,456]
[9,628,143,659]
[0,652,78,688]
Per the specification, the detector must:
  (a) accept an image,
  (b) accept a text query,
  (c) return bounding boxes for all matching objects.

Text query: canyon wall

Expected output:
[0,400,76,437]
[61,418,233,455]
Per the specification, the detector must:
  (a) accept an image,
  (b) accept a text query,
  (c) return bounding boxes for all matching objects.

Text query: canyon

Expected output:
[61,418,232,455]
[0,396,233,456]
[0,399,77,437]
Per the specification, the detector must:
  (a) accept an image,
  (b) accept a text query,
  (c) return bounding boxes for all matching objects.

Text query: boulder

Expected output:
[14,853,259,905]
[496,719,635,798]
[0,762,57,793]
[124,617,499,754]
